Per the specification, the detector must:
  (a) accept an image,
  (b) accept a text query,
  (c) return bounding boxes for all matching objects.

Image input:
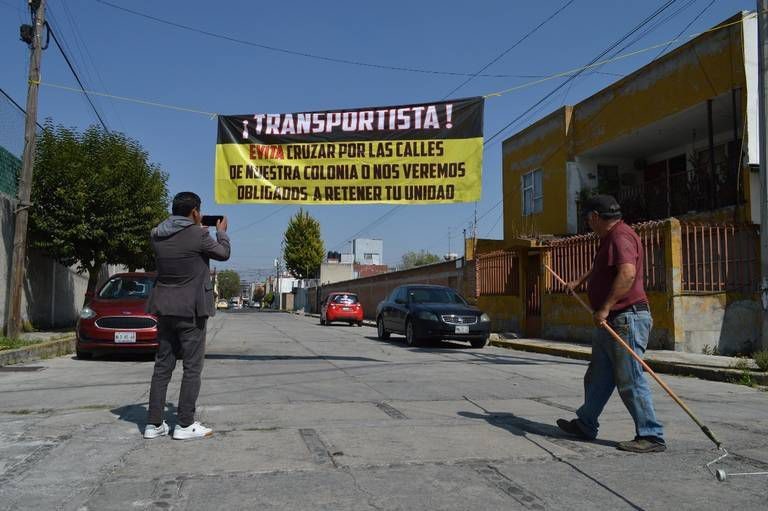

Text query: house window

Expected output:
[522,169,543,216]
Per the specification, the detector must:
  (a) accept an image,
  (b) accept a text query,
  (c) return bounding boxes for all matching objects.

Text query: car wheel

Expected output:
[76,349,92,360]
[377,317,390,340]
[405,320,419,347]
[470,337,488,349]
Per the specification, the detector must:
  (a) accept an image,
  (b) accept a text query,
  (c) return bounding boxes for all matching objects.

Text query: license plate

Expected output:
[455,325,470,334]
[114,332,136,343]
[343,307,352,311]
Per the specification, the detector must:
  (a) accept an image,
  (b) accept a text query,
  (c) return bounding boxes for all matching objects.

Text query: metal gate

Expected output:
[525,254,541,337]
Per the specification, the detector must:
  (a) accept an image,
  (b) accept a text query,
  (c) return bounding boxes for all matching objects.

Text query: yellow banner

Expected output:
[214,138,482,205]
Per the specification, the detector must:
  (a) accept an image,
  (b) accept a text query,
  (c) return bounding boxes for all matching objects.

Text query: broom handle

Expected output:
[543,264,722,448]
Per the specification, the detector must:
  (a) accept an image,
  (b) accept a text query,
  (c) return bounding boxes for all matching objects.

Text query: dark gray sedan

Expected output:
[375,284,490,348]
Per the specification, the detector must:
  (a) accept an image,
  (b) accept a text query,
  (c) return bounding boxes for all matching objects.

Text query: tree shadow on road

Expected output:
[71,353,155,363]
[111,402,178,434]
[364,336,585,366]
[205,354,384,362]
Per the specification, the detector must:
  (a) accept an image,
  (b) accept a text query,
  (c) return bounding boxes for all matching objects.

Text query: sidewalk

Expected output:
[290,310,767,385]
[489,335,768,386]
[0,330,75,366]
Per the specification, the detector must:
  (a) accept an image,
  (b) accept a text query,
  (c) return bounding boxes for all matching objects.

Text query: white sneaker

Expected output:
[143,421,169,439]
[172,421,213,440]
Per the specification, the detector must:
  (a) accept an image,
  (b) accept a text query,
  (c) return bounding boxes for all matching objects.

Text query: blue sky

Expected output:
[0,0,755,281]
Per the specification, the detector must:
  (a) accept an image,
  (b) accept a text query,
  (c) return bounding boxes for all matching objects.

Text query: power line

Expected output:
[58,0,127,131]
[652,0,717,60]
[0,87,43,129]
[442,0,576,99]
[328,206,402,252]
[94,0,574,81]
[451,0,687,236]
[330,2,686,251]
[47,23,109,131]
[230,205,293,234]
[32,15,748,121]
[484,0,681,146]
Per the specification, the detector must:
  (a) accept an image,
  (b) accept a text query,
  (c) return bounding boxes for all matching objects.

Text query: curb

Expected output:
[490,337,768,386]
[0,336,76,367]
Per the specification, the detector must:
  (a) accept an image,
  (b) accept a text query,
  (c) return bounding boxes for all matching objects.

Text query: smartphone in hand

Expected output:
[201,215,224,227]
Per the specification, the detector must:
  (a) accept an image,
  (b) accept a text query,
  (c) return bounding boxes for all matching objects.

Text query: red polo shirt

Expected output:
[587,221,647,311]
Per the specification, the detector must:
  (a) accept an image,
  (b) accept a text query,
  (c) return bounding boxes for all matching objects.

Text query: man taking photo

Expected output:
[556,194,665,453]
[143,192,230,440]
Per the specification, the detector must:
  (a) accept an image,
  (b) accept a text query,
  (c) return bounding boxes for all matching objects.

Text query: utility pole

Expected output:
[6,0,46,339]
[759,0,768,350]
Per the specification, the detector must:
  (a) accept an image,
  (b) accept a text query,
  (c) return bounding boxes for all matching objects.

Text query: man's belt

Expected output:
[608,302,649,319]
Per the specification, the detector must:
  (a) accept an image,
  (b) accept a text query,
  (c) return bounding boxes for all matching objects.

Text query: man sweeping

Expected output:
[556,194,666,453]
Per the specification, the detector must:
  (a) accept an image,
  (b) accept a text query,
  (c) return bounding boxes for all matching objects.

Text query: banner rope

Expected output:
[30,13,754,118]
[30,80,217,118]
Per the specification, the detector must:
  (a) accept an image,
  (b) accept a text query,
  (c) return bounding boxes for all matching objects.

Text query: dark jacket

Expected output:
[146,216,230,318]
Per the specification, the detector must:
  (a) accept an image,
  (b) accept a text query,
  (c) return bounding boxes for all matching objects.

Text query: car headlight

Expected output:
[417,311,439,322]
[79,307,96,320]
[480,313,491,322]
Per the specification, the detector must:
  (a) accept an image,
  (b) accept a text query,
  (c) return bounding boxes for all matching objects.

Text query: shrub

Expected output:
[754,350,768,372]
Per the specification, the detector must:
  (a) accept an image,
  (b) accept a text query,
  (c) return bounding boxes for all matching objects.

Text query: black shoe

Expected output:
[556,418,592,440]
[616,437,667,453]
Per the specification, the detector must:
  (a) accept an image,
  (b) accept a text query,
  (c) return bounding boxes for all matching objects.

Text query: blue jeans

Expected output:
[576,310,664,442]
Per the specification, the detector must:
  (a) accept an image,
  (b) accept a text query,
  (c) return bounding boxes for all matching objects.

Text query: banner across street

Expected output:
[215,97,484,205]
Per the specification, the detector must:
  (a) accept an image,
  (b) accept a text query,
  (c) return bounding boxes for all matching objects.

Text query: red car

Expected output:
[75,272,159,358]
[320,292,364,326]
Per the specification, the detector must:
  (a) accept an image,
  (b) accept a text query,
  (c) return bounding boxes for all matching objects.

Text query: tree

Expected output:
[282,208,324,279]
[217,270,241,299]
[401,250,441,269]
[30,122,168,293]
[252,285,265,302]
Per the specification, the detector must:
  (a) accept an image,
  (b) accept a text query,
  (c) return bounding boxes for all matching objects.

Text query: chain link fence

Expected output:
[0,90,26,197]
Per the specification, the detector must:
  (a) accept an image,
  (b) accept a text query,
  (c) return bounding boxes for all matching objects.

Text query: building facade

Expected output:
[353,238,384,266]
[476,12,764,353]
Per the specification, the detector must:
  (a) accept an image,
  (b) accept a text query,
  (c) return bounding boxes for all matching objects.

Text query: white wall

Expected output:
[352,238,383,265]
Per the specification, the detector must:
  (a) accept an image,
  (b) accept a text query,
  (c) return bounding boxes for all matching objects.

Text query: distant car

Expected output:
[216,299,229,310]
[375,284,490,348]
[75,272,158,359]
[248,301,261,309]
[320,292,364,326]
[229,298,242,309]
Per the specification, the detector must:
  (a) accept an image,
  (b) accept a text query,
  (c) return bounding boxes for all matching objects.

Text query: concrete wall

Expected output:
[541,291,673,350]
[675,294,761,355]
[477,295,522,334]
[320,262,354,284]
[1,193,121,331]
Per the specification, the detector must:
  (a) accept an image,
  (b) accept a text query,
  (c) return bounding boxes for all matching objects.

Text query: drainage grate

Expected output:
[298,428,333,465]
[376,402,408,420]
[474,464,546,510]
[0,366,45,372]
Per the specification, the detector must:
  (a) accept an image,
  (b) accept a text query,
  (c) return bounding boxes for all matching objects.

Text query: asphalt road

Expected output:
[1,311,767,510]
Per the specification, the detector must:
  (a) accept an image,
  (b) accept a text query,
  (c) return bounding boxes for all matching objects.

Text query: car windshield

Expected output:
[408,288,466,304]
[332,294,358,304]
[98,276,154,299]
